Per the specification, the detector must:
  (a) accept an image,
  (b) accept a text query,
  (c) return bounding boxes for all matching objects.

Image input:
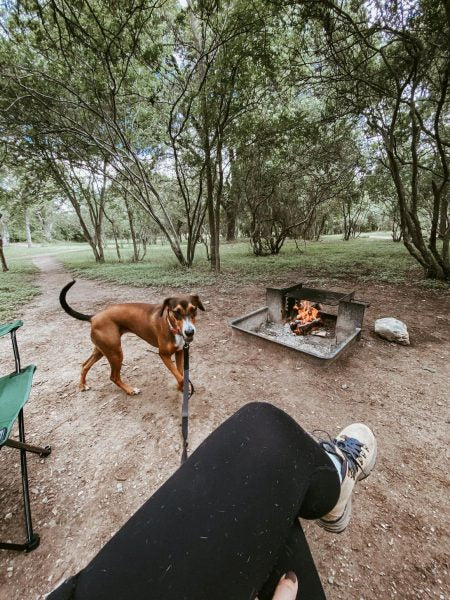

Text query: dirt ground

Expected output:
[0,255,449,600]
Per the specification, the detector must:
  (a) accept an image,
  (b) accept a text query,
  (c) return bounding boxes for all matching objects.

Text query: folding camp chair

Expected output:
[0,320,51,552]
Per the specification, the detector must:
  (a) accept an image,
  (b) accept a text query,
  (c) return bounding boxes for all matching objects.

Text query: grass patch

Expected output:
[55,237,445,289]
[4,242,83,260]
[0,261,40,322]
[4,238,447,297]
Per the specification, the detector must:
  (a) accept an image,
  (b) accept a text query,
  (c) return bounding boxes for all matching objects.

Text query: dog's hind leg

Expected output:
[105,348,141,396]
[90,324,140,396]
[80,347,103,391]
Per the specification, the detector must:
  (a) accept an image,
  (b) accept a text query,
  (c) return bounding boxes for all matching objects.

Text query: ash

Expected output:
[255,322,339,357]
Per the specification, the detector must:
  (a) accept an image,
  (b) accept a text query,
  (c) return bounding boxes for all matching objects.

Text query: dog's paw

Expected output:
[131,388,141,396]
[79,384,90,392]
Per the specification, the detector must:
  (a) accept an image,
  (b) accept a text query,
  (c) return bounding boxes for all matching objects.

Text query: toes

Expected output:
[131,388,141,395]
[80,385,90,392]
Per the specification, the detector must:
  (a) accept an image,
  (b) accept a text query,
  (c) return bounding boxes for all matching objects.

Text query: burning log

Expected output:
[289,300,322,335]
[290,318,322,335]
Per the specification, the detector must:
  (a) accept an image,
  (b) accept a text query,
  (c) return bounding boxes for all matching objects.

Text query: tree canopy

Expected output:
[1,0,448,278]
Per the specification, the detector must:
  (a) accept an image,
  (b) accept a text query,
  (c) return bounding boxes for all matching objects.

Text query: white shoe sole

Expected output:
[318,438,378,534]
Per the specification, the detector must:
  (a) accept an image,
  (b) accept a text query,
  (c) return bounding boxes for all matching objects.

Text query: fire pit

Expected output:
[229,283,369,365]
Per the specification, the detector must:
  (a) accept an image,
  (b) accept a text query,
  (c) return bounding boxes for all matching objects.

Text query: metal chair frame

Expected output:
[0,326,51,552]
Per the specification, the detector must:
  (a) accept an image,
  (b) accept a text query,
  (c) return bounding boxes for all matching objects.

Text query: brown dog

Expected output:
[59,281,205,395]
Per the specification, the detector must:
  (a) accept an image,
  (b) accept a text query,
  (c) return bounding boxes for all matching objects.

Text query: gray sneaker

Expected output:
[318,423,377,533]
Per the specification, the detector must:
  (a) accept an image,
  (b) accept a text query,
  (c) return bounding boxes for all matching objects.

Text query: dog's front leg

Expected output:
[175,350,184,382]
[159,352,183,391]
[175,350,194,396]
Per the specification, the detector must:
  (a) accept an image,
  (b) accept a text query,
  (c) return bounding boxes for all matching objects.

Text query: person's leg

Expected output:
[258,520,327,600]
[48,402,340,600]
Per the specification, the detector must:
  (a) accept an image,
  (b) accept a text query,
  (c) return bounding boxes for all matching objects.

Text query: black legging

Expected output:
[48,402,340,600]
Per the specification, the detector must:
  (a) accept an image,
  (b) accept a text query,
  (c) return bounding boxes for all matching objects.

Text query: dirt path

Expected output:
[0,256,449,600]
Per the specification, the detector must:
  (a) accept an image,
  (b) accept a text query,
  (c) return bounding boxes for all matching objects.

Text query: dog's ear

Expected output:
[160,297,172,317]
[190,295,205,311]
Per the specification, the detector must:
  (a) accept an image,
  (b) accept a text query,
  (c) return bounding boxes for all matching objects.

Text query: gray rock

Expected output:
[374,318,410,345]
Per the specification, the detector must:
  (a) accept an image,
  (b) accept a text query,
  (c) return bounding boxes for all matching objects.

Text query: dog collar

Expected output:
[167,314,181,336]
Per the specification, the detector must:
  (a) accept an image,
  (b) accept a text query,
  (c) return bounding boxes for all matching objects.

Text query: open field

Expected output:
[3,236,446,293]
[59,237,425,287]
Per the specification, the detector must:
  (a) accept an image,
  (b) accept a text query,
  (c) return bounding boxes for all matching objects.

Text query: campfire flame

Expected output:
[293,300,319,323]
[290,300,320,335]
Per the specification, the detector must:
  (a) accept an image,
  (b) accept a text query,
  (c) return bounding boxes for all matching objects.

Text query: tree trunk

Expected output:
[225,206,237,241]
[206,174,218,271]
[392,219,402,242]
[72,201,102,262]
[1,222,10,246]
[0,237,8,272]
[95,172,106,263]
[111,226,122,262]
[314,215,327,241]
[214,201,220,271]
[437,184,448,241]
[47,160,105,262]
[213,139,224,271]
[125,195,139,262]
[385,140,447,279]
[342,202,353,240]
[95,229,105,262]
[25,207,33,247]
[197,81,220,273]
[225,151,239,242]
[43,216,53,242]
[202,128,219,272]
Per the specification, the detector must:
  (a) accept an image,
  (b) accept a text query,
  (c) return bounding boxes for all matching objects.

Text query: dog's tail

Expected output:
[59,280,92,322]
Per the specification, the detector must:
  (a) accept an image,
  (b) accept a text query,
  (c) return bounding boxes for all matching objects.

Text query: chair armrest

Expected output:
[0,321,23,338]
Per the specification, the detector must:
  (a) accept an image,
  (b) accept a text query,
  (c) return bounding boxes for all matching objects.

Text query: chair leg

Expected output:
[18,409,40,550]
[0,410,42,552]
[0,537,40,552]
[4,439,52,457]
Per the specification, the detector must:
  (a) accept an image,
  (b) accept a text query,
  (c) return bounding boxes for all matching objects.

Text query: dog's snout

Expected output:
[182,317,196,340]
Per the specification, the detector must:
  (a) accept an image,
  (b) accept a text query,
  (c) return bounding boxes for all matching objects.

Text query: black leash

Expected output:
[181,342,194,464]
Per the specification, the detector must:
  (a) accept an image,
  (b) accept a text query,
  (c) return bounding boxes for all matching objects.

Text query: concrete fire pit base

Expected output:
[229,306,361,366]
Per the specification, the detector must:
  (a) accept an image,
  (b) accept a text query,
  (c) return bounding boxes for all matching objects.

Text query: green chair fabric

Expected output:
[0,365,36,445]
[0,320,23,338]
[0,320,50,552]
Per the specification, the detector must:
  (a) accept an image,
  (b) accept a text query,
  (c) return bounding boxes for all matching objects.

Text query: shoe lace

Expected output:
[313,430,367,480]
[333,436,366,479]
